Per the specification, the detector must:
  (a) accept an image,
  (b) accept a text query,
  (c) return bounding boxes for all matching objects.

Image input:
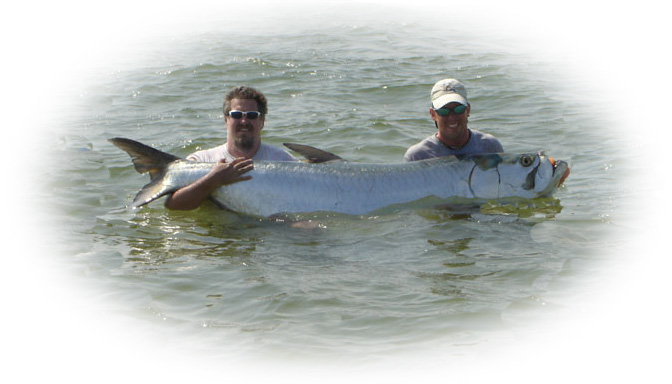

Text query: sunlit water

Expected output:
[37,8,641,371]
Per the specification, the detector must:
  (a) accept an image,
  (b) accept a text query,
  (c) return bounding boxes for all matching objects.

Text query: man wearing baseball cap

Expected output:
[404,78,503,161]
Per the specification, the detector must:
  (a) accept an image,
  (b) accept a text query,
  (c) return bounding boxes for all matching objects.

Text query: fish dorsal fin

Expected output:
[283,143,344,163]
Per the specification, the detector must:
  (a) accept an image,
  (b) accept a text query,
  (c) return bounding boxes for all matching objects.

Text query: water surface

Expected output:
[38,7,639,375]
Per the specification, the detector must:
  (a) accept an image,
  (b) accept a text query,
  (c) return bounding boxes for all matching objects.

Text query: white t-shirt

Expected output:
[187,143,298,162]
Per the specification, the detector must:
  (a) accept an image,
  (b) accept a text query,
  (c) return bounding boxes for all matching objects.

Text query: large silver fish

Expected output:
[110,138,570,217]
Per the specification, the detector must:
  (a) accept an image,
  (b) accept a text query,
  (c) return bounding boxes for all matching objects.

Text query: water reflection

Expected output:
[413,200,566,303]
[94,207,268,271]
[415,197,563,223]
[427,237,473,256]
[96,195,564,277]
[480,198,564,220]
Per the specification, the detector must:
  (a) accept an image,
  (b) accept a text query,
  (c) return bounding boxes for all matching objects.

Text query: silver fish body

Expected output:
[110,138,569,217]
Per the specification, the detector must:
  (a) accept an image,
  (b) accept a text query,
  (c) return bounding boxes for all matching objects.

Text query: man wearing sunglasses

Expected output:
[403,78,503,162]
[165,86,297,210]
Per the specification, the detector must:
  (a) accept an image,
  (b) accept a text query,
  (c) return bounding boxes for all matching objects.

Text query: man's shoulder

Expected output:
[187,143,229,162]
[470,129,503,152]
[404,135,444,161]
[256,143,298,162]
[471,129,498,141]
[187,143,297,162]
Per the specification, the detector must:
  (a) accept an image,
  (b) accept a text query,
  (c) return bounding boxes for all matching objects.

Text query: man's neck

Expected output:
[228,142,260,159]
[437,129,471,150]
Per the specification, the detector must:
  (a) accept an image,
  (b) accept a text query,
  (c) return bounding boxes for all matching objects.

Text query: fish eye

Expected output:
[520,155,535,167]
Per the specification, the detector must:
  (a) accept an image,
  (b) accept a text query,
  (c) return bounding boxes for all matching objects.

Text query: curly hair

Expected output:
[223,86,268,115]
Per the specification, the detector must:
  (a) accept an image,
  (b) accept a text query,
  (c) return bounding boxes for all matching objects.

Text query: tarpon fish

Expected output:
[110,138,570,217]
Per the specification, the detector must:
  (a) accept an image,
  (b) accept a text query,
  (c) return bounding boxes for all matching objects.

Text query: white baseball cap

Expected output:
[430,78,468,109]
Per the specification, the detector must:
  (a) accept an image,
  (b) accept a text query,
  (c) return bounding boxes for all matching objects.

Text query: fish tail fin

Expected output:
[109,137,182,208]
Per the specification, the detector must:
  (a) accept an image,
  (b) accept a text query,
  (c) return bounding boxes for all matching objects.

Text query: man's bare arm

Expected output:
[164,158,254,210]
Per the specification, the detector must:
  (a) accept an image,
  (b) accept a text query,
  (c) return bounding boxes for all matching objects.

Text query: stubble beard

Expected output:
[233,121,256,151]
[235,136,255,151]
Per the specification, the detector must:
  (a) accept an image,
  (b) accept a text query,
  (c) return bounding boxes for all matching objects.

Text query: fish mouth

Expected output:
[549,157,570,186]
[530,156,569,197]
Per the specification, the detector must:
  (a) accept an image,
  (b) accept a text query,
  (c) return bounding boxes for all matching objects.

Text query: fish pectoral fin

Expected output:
[283,143,344,163]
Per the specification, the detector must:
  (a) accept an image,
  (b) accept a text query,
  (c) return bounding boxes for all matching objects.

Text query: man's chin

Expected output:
[235,138,254,151]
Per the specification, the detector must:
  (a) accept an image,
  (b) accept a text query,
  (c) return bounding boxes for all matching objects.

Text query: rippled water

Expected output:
[18,4,661,381]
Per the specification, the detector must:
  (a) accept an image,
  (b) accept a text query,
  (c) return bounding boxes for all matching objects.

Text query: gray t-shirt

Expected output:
[187,143,297,162]
[403,129,503,162]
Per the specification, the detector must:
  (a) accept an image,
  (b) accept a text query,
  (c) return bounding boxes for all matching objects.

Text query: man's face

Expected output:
[430,102,470,144]
[226,98,265,152]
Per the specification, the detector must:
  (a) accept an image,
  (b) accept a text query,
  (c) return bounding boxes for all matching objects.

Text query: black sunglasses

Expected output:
[434,104,467,116]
